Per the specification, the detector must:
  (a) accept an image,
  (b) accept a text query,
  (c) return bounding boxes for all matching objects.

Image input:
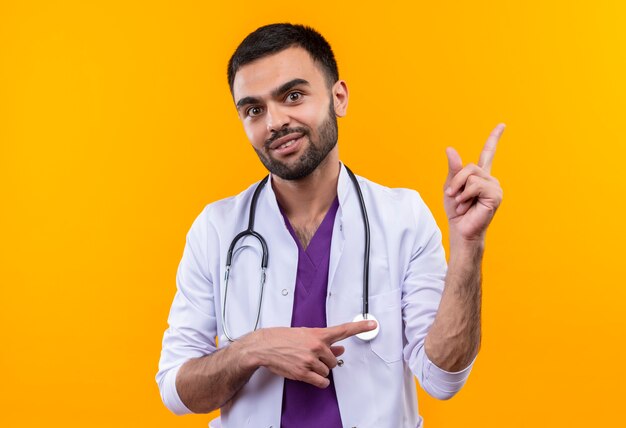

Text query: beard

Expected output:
[253,101,338,181]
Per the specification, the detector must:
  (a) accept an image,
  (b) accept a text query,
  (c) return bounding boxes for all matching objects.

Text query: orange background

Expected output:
[1,1,624,426]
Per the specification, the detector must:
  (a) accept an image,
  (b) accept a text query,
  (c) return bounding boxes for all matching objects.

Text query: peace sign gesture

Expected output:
[444,124,505,241]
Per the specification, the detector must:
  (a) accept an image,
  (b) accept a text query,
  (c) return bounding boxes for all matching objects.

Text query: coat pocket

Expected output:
[368,287,403,363]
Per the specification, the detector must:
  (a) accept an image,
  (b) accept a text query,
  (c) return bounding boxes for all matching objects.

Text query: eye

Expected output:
[286,91,302,103]
[246,106,263,117]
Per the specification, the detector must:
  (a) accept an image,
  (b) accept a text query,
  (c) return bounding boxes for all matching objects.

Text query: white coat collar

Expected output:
[262,161,353,211]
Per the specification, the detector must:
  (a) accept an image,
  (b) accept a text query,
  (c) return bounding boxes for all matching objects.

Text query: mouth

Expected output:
[277,139,297,149]
[268,132,306,151]
[271,135,305,156]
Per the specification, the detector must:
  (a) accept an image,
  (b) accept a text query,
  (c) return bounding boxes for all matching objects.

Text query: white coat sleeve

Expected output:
[401,193,475,400]
[156,207,218,414]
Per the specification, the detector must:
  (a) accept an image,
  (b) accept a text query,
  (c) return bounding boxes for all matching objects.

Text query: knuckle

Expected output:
[304,372,321,385]
[312,379,325,388]
[310,340,324,354]
[310,378,322,388]
[315,327,329,338]
[316,377,330,389]
[320,364,330,377]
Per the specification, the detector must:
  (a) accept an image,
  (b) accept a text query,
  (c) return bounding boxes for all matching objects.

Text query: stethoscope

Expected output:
[222,166,379,342]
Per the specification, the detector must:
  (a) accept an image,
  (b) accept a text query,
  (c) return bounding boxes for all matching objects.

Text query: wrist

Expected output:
[449,232,484,252]
[448,235,485,272]
[232,330,263,372]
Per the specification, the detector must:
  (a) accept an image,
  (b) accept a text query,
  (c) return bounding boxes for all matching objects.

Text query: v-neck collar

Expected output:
[280,197,339,265]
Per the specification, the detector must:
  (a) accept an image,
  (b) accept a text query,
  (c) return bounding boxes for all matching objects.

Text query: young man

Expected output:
[157,23,504,428]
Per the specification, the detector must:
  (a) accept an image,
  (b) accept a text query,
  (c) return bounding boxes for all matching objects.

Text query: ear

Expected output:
[332,80,349,117]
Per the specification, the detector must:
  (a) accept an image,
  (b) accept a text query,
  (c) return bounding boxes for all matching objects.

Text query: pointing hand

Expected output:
[245,320,377,388]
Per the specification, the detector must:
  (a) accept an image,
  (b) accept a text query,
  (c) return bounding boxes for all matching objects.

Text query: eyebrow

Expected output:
[235,78,310,109]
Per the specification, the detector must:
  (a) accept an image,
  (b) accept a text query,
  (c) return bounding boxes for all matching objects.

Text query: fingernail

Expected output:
[446,187,452,195]
[368,321,376,328]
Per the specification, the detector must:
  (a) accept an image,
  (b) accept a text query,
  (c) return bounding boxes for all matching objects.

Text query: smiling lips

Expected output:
[269,132,305,151]
[279,139,297,149]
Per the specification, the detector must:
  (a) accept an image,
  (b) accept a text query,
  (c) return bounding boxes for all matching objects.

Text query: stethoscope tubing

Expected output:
[222,167,371,341]
[344,166,371,318]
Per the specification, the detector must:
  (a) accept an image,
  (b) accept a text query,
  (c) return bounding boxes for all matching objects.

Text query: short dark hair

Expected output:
[227,23,339,94]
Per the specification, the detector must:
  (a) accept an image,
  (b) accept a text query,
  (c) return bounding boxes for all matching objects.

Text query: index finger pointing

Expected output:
[478,123,506,174]
[321,320,377,344]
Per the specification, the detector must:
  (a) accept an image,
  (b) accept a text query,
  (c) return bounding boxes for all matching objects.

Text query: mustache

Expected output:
[265,127,309,149]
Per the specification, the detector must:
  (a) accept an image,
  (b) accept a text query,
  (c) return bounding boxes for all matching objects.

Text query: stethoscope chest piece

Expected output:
[352,313,379,341]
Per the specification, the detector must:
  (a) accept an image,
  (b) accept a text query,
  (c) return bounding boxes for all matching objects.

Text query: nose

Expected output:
[265,103,289,133]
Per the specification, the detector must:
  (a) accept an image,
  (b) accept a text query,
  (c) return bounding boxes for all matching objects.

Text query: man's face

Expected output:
[232,46,347,180]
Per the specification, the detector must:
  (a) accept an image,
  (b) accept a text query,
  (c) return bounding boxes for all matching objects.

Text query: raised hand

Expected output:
[444,124,505,241]
[244,320,377,388]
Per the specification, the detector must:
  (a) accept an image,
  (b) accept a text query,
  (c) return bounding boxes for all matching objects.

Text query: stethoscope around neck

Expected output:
[222,166,379,342]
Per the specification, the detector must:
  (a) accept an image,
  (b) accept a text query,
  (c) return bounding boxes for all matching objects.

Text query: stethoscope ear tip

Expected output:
[352,313,379,341]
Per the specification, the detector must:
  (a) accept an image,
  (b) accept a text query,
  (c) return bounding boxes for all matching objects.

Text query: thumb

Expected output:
[330,345,345,357]
[446,147,463,181]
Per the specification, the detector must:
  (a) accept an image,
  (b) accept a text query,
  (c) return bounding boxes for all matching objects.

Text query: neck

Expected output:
[271,148,340,222]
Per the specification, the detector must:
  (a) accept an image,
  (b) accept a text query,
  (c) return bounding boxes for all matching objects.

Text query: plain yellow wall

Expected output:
[1,1,624,426]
